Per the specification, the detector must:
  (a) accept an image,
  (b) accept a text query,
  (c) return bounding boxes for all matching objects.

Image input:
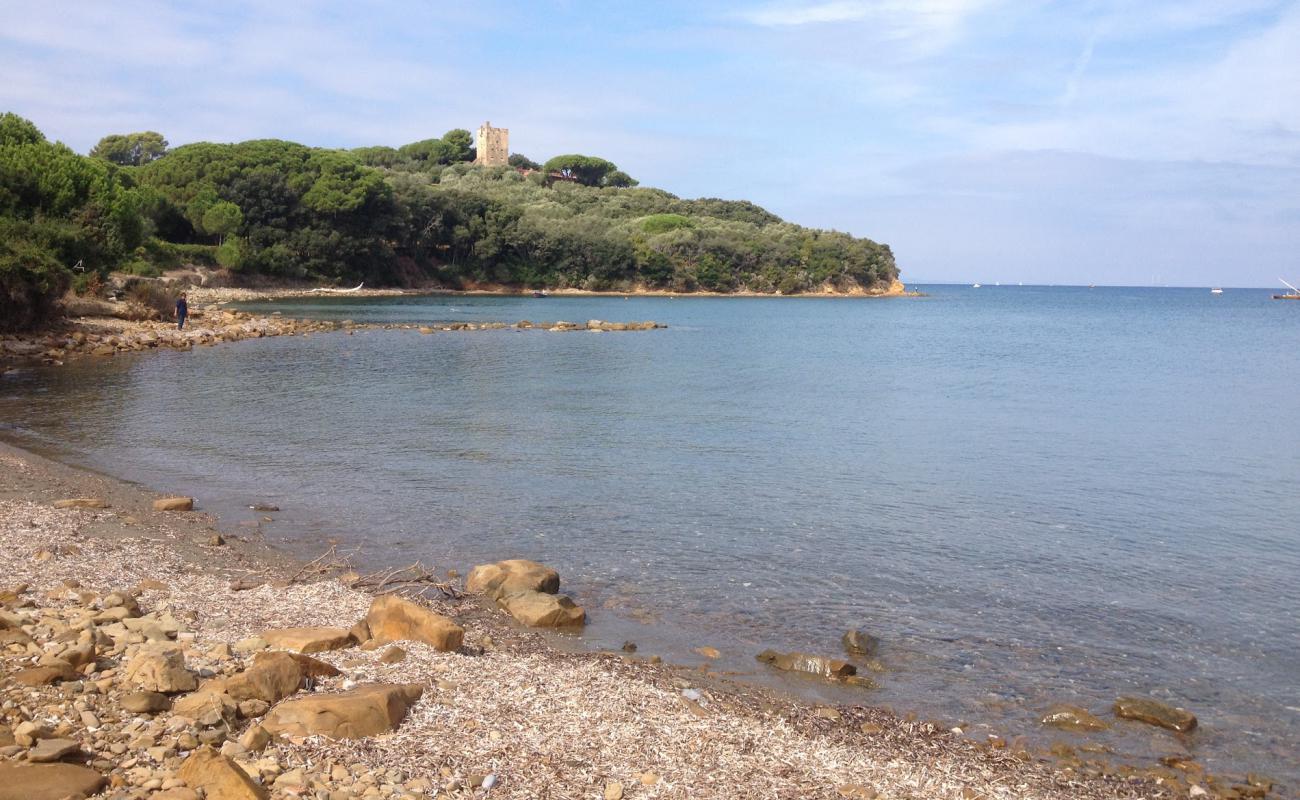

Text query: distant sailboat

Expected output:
[1210,288,1223,294]
[972,283,981,288]
[1273,278,1300,300]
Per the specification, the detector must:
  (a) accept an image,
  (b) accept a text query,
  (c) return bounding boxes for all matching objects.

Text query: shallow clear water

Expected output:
[3,285,1299,787]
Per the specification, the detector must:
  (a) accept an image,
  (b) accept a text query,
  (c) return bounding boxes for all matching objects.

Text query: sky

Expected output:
[2,0,1298,287]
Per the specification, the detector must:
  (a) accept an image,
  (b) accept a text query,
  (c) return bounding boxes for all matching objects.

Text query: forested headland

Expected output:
[1,112,898,331]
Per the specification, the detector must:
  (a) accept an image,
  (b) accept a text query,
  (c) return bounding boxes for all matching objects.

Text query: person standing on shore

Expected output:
[175,293,188,330]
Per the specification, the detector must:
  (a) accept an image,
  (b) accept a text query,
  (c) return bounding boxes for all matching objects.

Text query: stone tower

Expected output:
[475,121,509,167]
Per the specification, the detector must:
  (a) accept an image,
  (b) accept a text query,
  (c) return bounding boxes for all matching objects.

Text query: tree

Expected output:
[89,132,168,166]
[0,112,44,147]
[508,153,541,170]
[602,169,638,188]
[201,201,243,244]
[542,154,623,187]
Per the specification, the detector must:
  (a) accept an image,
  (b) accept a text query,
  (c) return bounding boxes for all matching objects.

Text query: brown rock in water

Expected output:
[122,690,172,714]
[365,594,464,651]
[497,589,586,628]
[1041,704,1110,732]
[261,683,423,739]
[177,746,268,800]
[14,662,76,686]
[1114,696,1197,732]
[259,626,355,654]
[466,559,560,598]
[0,763,107,800]
[52,498,109,509]
[124,644,198,693]
[755,650,856,680]
[153,496,194,511]
[841,629,880,657]
[694,646,721,659]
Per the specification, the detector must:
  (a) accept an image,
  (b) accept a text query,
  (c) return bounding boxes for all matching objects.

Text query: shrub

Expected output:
[0,221,71,331]
[124,280,177,320]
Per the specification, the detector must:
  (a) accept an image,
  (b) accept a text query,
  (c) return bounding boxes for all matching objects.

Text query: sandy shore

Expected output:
[0,440,1183,800]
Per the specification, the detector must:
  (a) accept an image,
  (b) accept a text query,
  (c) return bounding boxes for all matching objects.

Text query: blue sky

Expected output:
[2,0,1297,287]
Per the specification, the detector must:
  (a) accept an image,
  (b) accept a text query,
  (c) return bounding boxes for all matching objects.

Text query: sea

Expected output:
[2,285,1298,789]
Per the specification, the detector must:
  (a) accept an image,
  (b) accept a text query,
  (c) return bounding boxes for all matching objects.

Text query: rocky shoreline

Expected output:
[0,441,1190,800]
[0,297,666,374]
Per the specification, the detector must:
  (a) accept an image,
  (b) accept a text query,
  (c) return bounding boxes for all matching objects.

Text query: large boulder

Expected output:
[756,650,856,680]
[177,746,267,800]
[0,763,107,800]
[466,559,560,599]
[261,683,423,739]
[125,644,197,693]
[365,595,464,651]
[497,590,586,628]
[259,627,355,654]
[214,651,339,704]
[1114,696,1197,732]
[173,690,238,728]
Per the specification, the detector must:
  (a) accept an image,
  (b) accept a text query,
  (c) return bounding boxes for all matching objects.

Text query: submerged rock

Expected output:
[841,629,880,657]
[756,650,857,680]
[1041,704,1110,732]
[1114,696,1197,732]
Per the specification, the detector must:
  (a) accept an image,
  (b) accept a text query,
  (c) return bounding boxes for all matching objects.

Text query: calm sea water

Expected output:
[3,285,1299,787]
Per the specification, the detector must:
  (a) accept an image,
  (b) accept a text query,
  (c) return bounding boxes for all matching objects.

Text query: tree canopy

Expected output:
[90,131,168,166]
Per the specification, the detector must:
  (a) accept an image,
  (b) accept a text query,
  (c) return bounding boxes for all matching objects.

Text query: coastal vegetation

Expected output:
[0,113,897,331]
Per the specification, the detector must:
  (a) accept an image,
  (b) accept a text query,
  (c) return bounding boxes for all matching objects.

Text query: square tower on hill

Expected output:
[475,121,509,166]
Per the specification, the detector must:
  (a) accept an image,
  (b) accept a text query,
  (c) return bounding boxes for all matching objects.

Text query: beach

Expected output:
[0,439,1189,800]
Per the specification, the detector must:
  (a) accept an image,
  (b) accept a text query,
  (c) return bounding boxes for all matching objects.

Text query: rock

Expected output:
[124,644,198,693]
[239,725,271,752]
[173,691,238,728]
[13,663,75,686]
[153,496,195,511]
[841,629,880,657]
[259,626,355,653]
[52,498,109,509]
[27,737,80,762]
[217,652,306,703]
[1041,704,1110,732]
[0,763,107,800]
[497,589,586,628]
[604,781,624,800]
[177,746,268,800]
[261,683,423,739]
[378,646,407,664]
[756,650,856,680]
[208,534,226,546]
[61,640,97,668]
[122,691,173,714]
[365,595,464,651]
[1114,696,1197,732]
[466,559,561,598]
[694,646,721,659]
